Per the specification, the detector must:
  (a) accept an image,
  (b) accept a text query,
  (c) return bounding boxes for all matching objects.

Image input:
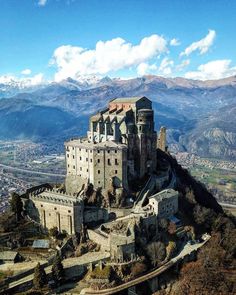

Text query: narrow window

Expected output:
[73,155,75,159]
[86,158,88,162]
[108,159,111,165]
[68,210,71,213]
[115,159,118,165]
[115,170,118,174]
[73,165,75,169]
[80,167,82,171]
[90,159,92,163]
[98,159,100,163]
[98,170,100,174]
[67,164,70,168]
[98,150,100,154]
[67,154,69,158]
[107,150,110,153]
[115,150,117,153]
[80,156,82,161]
[54,207,57,210]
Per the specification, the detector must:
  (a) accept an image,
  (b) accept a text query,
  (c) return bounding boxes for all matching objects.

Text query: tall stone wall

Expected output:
[87,229,110,251]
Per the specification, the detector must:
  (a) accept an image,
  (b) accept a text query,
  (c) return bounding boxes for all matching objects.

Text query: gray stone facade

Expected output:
[148,189,179,219]
[65,96,157,194]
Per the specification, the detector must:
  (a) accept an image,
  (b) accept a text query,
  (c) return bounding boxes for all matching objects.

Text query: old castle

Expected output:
[65,96,158,194]
[27,96,177,259]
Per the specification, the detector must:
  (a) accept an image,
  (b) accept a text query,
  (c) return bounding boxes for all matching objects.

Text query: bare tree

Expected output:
[147,241,166,266]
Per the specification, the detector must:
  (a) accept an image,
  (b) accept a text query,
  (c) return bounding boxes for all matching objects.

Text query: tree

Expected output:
[193,204,216,230]
[33,262,47,289]
[131,262,147,277]
[159,218,169,232]
[166,241,176,259]
[147,241,166,266]
[51,252,64,285]
[10,192,23,221]
[168,222,176,234]
[49,227,59,238]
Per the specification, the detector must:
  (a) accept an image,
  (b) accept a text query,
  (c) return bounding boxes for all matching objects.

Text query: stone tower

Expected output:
[157,126,167,152]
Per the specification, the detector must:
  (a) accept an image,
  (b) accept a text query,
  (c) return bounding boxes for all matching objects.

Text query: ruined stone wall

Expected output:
[157,126,167,152]
[87,229,110,251]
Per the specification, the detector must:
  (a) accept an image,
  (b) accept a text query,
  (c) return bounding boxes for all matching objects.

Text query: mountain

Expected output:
[181,104,236,159]
[0,75,236,160]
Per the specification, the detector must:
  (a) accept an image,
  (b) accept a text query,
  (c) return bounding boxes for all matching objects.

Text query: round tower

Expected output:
[137,109,154,134]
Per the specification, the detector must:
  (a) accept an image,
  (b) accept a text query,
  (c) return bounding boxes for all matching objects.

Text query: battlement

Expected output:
[30,188,84,206]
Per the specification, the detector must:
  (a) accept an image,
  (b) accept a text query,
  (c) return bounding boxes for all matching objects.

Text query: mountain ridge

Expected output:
[0,74,236,160]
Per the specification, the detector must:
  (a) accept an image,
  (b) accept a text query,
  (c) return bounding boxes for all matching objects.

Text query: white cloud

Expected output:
[0,73,44,86]
[180,30,216,57]
[38,0,47,6]
[170,38,180,46]
[158,57,174,75]
[176,59,190,71]
[21,69,31,75]
[137,62,157,76]
[51,35,168,81]
[184,59,236,80]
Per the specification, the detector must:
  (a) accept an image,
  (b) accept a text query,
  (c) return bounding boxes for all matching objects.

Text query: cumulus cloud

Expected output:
[170,38,180,46]
[38,0,47,6]
[184,60,236,80]
[21,69,31,75]
[137,62,157,76]
[180,30,216,57]
[51,35,168,81]
[158,57,174,75]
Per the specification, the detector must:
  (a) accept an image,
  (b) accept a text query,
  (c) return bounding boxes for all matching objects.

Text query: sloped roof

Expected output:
[110,96,149,103]
[0,251,18,260]
[32,239,50,249]
[149,189,178,202]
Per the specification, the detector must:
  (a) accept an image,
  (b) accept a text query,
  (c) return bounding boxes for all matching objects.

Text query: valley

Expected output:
[175,152,236,206]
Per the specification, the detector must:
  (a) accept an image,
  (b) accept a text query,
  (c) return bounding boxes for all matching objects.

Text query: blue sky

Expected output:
[0,0,236,84]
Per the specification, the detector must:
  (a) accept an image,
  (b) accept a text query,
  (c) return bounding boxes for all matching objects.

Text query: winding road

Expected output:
[80,234,211,294]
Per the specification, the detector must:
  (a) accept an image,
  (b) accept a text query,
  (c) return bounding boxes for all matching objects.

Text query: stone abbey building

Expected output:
[27,96,174,239]
[65,96,158,194]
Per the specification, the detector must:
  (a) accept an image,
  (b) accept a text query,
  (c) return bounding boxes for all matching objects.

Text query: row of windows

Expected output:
[40,204,71,213]
[67,148,118,154]
[67,158,119,166]
[97,169,118,174]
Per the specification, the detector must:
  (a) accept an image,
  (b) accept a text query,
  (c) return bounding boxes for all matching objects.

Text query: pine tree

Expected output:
[33,262,47,289]
[10,192,23,221]
[51,252,64,285]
